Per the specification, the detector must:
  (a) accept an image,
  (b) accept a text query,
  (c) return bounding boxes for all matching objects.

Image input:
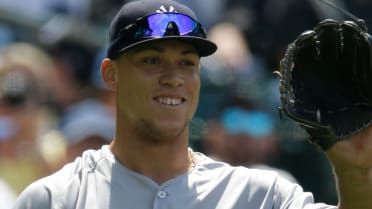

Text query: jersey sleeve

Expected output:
[12,180,52,209]
[273,173,337,209]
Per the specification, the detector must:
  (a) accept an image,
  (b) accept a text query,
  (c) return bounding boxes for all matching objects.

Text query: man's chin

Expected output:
[135,119,188,144]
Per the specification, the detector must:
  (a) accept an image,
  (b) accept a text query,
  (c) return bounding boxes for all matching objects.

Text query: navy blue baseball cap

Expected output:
[107,0,217,59]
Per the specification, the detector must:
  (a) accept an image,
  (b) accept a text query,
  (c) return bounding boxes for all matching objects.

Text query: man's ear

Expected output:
[101,58,117,91]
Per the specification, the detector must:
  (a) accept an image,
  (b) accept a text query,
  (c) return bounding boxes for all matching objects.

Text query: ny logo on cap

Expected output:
[156,5,177,13]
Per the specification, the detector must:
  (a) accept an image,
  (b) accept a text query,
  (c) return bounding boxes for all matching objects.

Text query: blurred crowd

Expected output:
[1,0,372,208]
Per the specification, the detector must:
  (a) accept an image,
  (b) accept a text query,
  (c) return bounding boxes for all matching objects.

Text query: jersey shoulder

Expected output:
[13,146,113,209]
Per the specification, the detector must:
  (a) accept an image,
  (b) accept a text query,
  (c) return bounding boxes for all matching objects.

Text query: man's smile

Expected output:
[153,96,186,106]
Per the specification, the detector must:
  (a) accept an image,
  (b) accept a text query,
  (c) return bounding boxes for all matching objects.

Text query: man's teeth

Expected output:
[156,97,182,105]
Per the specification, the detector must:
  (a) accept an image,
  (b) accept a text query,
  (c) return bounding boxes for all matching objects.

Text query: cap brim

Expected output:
[113,36,217,58]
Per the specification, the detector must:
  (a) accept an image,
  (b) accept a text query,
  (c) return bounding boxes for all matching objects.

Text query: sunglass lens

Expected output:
[146,13,198,36]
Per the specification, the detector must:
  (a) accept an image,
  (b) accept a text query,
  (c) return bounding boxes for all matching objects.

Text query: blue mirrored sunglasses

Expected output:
[120,12,207,39]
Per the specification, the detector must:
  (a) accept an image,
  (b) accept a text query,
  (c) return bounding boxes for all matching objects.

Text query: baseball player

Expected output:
[13,0,372,208]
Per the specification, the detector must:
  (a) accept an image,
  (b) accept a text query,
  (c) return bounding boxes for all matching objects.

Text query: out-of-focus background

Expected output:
[1,0,371,207]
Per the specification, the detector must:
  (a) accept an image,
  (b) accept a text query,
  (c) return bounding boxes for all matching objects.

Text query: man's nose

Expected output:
[158,67,184,87]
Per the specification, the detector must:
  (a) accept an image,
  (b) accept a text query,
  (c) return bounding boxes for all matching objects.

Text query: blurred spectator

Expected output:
[220,0,321,71]
[59,99,115,164]
[202,21,278,115]
[38,99,115,172]
[39,40,115,171]
[207,2,339,204]
[195,16,338,204]
[0,178,16,209]
[173,0,227,29]
[190,21,277,149]
[202,103,297,183]
[0,42,58,193]
[45,39,97,112]
[43,38,115,117]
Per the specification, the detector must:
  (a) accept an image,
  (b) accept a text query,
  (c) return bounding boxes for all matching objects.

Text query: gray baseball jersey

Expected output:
[13,145,336,209]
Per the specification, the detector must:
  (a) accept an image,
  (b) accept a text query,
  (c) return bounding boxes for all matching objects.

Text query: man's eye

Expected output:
[180,59,197,66]
[143,57,160,64]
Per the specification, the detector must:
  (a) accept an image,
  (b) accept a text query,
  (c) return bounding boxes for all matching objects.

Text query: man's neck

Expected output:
[110,137,193,185]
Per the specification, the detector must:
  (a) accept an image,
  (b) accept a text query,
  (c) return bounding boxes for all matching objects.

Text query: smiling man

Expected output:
[13,0,372,209]
[103,39,202,183]
[108,40,200,142]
